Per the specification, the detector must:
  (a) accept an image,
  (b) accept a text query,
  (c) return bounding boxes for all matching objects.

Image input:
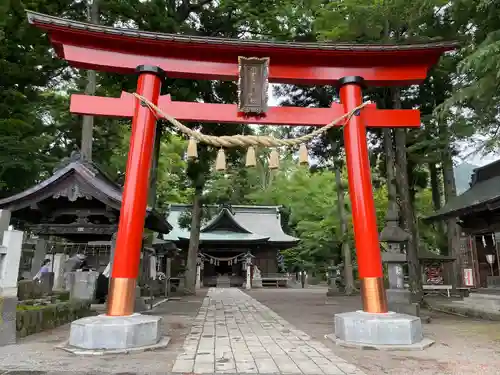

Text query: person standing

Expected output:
[33,259,51,282]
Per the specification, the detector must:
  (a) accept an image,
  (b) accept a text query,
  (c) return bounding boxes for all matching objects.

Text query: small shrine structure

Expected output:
[0,154,171,285]
[427,159,500,288]
[165,204,297,287]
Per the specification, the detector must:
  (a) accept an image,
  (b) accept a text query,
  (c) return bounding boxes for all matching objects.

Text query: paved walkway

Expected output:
[172,288,365,375]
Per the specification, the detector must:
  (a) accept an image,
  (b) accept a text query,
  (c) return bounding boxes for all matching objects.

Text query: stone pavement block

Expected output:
[317,363,346,375]
[171,358,194,373]
[195,353,215,363]
[296,359,324,375]
[236,359,258,373]
[253,351,273,359]
[300,345,322,357]
[176,353,195,360]
[256,358,280,373]
[194,360,215,373]
[274,359,302,374]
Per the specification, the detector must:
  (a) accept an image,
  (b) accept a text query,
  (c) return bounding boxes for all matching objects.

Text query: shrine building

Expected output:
[0,154,171,285]
[164,204,299,287]
[426,159,500,288]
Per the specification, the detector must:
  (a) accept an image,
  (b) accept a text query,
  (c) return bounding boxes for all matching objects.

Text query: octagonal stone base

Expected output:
[331,310,434,350]
[68,313,163,351]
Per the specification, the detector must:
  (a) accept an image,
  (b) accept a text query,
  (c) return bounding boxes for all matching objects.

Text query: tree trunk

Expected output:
[334,163,354,295]
[393,88,423,302]
[184,187,203,294]
[148,123,162,209]
[441,127,461,289]
[384,129,397,206]
[429,162,447,247]
[429,163,442,210]
[81,0,99,162]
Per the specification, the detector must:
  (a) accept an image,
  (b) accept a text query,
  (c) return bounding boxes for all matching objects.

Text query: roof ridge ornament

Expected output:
[52,150,81,173]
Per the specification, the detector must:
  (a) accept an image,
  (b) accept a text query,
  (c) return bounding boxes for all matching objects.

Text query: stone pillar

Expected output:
[0,228,23,297]
[52,253,69,291]
[195,263,201,289]
[0,210,11,243]
[165,257,171,297]
[246,263,252,290]
[68,271,99,301]
[30,238,47,278]
[0,210,23,347]
[150,255,157,281]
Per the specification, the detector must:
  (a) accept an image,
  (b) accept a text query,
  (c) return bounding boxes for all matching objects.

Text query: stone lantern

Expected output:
[379,206,418,316]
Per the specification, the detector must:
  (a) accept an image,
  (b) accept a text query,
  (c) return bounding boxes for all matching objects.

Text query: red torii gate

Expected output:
[27,11,456,317]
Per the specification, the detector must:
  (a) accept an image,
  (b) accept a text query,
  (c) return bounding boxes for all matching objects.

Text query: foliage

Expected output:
[109,128,193,212]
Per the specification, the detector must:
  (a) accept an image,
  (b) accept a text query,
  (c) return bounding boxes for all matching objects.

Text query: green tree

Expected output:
[0,0,87,196]
[109,129,193,211]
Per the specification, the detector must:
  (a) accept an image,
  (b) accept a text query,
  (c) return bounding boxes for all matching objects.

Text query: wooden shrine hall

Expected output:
[164,204,299,287]
[0,153,171,270]
[426,160,500,288]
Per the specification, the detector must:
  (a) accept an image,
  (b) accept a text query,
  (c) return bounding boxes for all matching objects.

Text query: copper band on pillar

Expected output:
[106,278,136,316]
[360,277,388,313]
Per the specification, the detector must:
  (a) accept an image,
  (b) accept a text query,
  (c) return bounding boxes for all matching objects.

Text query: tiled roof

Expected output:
[426,175,500,221]
[0,159,171,233]
[165,204,299,244]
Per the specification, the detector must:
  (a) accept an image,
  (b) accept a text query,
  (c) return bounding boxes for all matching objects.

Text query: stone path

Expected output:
[172,288,365,375]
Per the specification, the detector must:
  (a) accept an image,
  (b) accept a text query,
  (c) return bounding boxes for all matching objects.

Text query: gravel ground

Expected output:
[248,288,500,375]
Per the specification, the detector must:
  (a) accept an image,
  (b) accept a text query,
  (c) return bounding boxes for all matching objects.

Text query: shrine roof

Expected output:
[178,231,270,244]
[26,11,458,85]
[165,204,299,245]
[0,157,171,234]
[418,249,455,262]
[426,159,500,221]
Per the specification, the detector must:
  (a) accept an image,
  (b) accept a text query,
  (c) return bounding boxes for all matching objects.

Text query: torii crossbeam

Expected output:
[27,11,457,318]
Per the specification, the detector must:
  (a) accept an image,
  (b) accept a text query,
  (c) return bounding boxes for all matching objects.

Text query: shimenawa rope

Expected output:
[133,92,370,170]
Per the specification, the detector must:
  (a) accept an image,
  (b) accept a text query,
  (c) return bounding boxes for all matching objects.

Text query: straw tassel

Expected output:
[245,146,257,168]
[215,148,226,171]
[187,138,198,160]
[268,149,280,170]
[298,144,309,166]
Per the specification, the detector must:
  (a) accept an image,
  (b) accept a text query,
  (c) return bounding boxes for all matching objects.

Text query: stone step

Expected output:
[460,294,500,310]
[467,292,500,300]
[442,301,500,321]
